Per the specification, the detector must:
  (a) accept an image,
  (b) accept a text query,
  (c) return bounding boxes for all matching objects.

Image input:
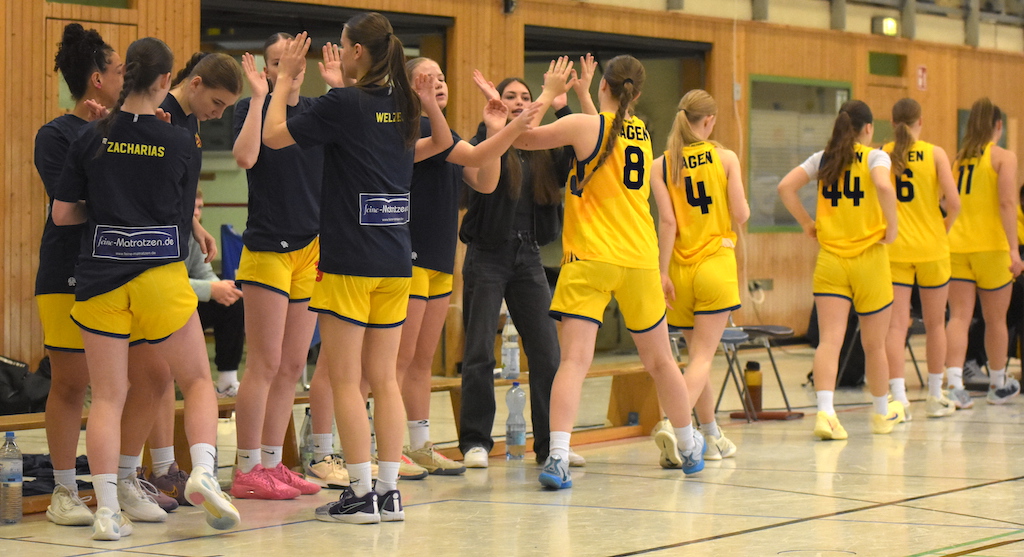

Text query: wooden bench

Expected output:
[1,358,659,513]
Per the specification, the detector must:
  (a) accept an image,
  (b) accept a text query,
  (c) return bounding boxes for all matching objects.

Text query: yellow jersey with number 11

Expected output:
[950,143,1008,253]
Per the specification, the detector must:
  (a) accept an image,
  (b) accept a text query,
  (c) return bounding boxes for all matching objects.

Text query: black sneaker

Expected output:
[314,487,379,524]
[377,489,404,522]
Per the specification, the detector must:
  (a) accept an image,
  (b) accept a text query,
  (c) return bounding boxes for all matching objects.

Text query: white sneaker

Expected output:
[925,394,956,417]
[91,507,132,541]
[704,433,738,461]
[118,472,167,523]
[47,485,93,526]
[987,378,1020,405]
[567,450,586,467]
[216,383,238,398]
[949,387,974,409]
[651,419,681,469]
[463,446,489,468]
[185,467,240,530]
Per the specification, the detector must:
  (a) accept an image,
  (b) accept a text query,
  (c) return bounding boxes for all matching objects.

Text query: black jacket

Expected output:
[459,107,573,249]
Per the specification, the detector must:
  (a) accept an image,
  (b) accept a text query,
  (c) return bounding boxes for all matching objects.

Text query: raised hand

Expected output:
[507,101,541,132]
[318,42,345,88]
[482,99,509,132]
[575,53,598,93]
[278,31,311,81]
[83,99,108,121]
[414,72,440,110]
[542,56,576,98]
[155,108,171,124]
[241,52,269,98]
[472,69,499,101]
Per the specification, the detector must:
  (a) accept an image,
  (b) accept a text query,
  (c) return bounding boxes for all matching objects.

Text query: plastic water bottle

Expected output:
[366,401,376,455]
[299,407,313,466]
[501,316,520,380]
[505,382,527,460]
[0,432,22,524]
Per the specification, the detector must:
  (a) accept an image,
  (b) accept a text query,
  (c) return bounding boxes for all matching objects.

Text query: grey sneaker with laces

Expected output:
[117,472,168,523]
[47,484,93,526]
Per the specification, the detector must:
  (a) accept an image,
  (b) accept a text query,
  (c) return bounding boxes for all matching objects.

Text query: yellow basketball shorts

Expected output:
[666,248,741,329]
[310,272,411,328]
[813,243,893,315]
[37,293,84,352]
[950,250,1014,291]
[890,258,951,289]
[236,237,319,302]
[551,260,666,333]
[409,266,453,300]
[70,262,197,344]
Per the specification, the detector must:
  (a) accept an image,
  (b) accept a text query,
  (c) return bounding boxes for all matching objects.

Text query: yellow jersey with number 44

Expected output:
[816,144,887,258]
[562,113,658,269]
[882,140,947,263]
[664,141,735,265]
[950,143,1008,253]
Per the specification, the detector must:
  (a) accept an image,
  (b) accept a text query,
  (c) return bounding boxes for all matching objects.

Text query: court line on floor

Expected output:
[604,475,1024,556]
[904,530,1024,557]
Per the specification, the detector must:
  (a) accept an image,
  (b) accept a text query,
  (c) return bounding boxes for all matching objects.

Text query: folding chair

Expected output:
[668,327,756,422]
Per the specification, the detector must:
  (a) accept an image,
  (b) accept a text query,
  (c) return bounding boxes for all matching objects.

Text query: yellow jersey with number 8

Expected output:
[664,141,735,265]
[816,144,887,258]
[562,113,658,269]
[950,143,1008,253]
[882,140,948,263]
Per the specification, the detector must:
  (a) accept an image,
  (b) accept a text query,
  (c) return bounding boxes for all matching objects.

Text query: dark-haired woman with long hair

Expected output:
[882,98,960,418]
[778,100,902,440]
[51,37,239,541]
[35,22,123,527]
[944,98,1024,406]
[457,61,594,470]
[228,32,328,500]
[262,14,476,524]
[513,55,703,489]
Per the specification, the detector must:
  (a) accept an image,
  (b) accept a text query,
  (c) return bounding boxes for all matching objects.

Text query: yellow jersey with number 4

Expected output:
[664,141,735,265]
[562,113,658,269]
[816,144,887,258]
[950,143,1007,253]
[882,140,947,263]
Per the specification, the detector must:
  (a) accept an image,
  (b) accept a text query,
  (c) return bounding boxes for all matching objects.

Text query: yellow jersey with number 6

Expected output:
[882,140,947,263]
[562,113,658,269]
[950,143,1008,253]
[816,144,887,258]
[664,141,735,265]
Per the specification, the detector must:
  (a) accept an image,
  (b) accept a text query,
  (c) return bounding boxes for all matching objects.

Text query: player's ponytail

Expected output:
[666,89,721,186]
[958,97,1001,161]
[820,100,872,188]
[54,23,115,101]
[346,12,420,148]
[890,98,921,176]
[95,37,174,156]
[581,55,645,189]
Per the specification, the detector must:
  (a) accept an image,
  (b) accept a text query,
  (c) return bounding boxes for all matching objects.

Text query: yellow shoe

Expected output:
[871,401,905,434]
[813,412,848,440]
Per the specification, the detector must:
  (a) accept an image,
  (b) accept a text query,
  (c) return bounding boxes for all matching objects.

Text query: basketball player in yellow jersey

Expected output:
[513,55,703,489]
[945,98,1024,408]
[778,100,903,440]
[648,89,749,466]
[882,98,960,419]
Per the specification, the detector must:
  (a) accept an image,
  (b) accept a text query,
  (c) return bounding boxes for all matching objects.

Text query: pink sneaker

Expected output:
[228,464,300,500]
[266,463,321,495]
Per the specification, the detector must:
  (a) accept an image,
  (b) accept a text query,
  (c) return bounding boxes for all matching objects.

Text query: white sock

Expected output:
[190,443,217,475]
[407,419,430,451]
[549,431,571,461]
[150,446,175,477]
[989,367,1006,388]
[946,367,964,390]
[873,395,890,415]
[889,378,908,405]
[816,390,836,415]
[348,461,372,497]
[928,373,944,398]
[93,473,120,513]
[117,454,141,481]
[674,424,696,451]
[699,421,720,439]
[376,460,399,494]
[54,468,77,492]
[261,444,283,469]
[217,370,238,388]
[237,448,261,473]
[312,433,334,462]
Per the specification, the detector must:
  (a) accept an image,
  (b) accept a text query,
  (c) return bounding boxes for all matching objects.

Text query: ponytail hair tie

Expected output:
[384,32,393,41]
[623,78,634,85]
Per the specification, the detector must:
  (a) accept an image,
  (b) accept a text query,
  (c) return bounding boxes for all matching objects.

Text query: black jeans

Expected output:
[197,298,245,371]
[459,237,559,461]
